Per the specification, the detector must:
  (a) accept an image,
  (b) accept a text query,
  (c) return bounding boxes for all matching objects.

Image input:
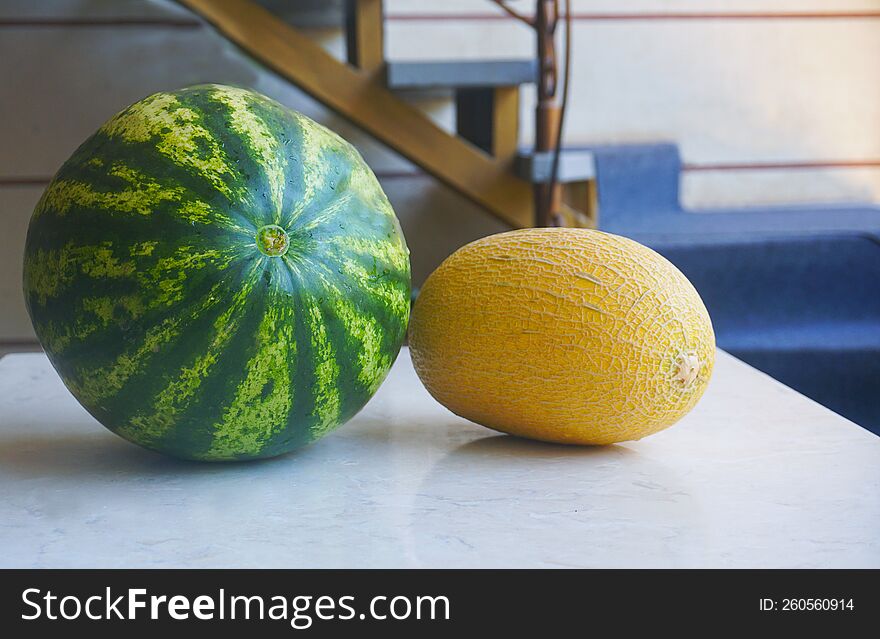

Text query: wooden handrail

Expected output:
[178,0,534,227]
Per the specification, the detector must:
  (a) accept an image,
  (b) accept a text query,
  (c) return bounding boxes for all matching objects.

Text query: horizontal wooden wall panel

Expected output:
[384,0,880,18]
[0,0,194,20]
[0,187,40,340]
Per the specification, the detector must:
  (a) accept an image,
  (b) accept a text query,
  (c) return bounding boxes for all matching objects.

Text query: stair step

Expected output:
[386,60,537,90]
[255,0,344,29]
[516,149,596,183]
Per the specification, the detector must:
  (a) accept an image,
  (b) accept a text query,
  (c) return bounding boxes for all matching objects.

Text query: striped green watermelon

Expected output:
[23,84,410,461]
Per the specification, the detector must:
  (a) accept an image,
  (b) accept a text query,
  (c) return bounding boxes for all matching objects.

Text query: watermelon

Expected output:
[23,84,410,461]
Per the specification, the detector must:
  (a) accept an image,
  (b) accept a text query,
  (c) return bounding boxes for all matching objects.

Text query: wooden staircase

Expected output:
[178,0,596,228]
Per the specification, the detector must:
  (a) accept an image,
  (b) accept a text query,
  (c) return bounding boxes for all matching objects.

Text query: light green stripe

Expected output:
[65,279,230,405]
[175,200,251,233]
[119,279,255,445]
[81,295,145,325]
[304,296,341,439]
[38,318,99,354]
[34,160,243,232]
[325,235,410,275]
[335,255,409,325]
[292,258,391,394]
[35,163,184,219]
[144,245,238,308]
[297,192,352,232]
[333,293,391,394]
[25,241,137,305]
[285,116,345,224]
[25,242,238,308]
[209,85,286,220]
[100,91,238,199]
[347,161,393,213]
[203,297,296,460]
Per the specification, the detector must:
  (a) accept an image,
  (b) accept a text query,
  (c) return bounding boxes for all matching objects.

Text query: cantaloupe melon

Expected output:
[409,228,715,444]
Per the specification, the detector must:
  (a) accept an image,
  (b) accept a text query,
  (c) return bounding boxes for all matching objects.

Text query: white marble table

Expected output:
[0,348,877,568]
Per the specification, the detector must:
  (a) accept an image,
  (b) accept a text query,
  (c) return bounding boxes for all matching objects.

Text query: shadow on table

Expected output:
[0,430,297,480]
[434,432,640,460]
[406,434,706,567]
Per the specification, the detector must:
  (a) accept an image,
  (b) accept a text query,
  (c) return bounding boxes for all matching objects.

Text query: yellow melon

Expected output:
[409,228,715,444]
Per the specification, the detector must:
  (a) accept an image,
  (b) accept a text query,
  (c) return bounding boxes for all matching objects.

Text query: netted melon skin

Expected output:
[409,228,715,445]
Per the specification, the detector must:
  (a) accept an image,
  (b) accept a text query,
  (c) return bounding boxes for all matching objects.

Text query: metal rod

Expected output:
[547,0,573,226]
[533,0,562,226]
[489,0,534,25]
